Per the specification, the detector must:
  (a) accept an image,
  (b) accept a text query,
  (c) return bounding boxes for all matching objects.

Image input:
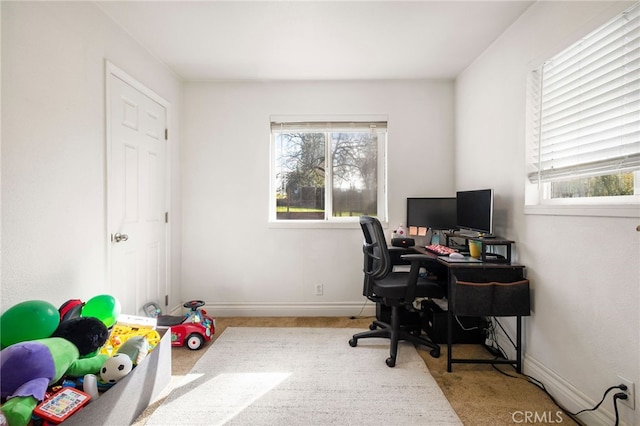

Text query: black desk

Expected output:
[413,246,527,373]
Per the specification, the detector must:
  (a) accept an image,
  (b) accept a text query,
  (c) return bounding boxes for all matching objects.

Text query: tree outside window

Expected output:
[272,121,386,221]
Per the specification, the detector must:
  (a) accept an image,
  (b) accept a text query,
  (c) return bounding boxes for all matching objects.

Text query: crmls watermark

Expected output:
[511,411,564,423]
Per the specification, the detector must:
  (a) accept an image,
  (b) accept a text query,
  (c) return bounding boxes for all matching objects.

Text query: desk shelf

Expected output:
[470,237,514,263]
[445,233,514,263]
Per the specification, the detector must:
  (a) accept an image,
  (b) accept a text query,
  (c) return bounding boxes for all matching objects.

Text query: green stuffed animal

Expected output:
[0,317,109,426]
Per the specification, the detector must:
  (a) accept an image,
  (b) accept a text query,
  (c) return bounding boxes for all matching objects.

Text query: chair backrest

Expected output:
[359,216,392,297]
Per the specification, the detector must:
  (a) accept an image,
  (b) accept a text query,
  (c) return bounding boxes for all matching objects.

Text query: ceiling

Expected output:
[96,1,534,81]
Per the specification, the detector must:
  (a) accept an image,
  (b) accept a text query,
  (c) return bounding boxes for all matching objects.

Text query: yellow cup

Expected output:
[469,241,482,258]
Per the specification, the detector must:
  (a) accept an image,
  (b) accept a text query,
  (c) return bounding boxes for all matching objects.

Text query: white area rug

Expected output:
[146,327,462,425]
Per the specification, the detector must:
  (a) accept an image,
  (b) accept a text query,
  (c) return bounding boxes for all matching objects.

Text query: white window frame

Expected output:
[525,3,640,218]
[269,115,388,228]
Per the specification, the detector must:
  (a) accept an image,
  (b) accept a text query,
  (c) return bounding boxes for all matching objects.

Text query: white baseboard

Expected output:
[195,301,376,318]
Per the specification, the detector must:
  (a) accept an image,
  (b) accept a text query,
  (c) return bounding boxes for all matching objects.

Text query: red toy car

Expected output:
[144,300,215,350]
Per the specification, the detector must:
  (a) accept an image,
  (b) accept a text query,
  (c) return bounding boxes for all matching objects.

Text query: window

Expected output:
[526,3,639,209]
[270,119,387,223]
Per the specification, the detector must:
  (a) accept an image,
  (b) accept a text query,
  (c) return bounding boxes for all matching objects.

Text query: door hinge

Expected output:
[165,211,169,223]
[165,295,169,306]
[165,128,168,140]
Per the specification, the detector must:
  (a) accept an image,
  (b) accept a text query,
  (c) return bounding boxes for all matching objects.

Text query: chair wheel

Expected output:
[430,348,440,358]
[386,357,396,367]
[369,323,377,330]
[349,338,358,347]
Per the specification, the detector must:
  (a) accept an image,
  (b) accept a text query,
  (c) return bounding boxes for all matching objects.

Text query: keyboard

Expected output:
[425,244,457,256]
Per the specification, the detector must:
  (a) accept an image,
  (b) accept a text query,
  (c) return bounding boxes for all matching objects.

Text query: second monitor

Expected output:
[406,197,457,231]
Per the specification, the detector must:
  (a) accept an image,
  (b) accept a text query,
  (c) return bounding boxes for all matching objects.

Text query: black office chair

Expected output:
[349,215,445,367]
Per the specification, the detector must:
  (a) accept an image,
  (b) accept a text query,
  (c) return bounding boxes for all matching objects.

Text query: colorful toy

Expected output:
[101,325,160,356]
[115,335,149,365]
[0,300,60,349]
[80,294,121,328]
[144,300,215,350]
[0,317,109,426]
[99,353,133,385]
[58,299,84,323]
[33,387,91,424]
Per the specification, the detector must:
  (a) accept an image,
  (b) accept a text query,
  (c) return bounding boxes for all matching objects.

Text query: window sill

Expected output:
[524,204,640,218]
[268,220,387,229]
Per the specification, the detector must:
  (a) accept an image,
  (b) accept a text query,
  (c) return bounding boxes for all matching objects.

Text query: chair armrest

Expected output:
[400,254,444,303]
[389,246,414,266]
[388,246,411,253]
[400,253,434,262]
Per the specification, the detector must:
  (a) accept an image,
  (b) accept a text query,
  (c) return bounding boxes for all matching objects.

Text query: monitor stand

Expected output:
[457,231,478,239]
[458,231,495,239]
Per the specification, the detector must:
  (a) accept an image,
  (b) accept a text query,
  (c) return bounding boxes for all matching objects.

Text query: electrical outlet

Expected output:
[315,284,323,296]
[618,375,635,410]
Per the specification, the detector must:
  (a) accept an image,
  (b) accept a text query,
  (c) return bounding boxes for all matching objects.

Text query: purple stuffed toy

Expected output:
[0,317,109,426]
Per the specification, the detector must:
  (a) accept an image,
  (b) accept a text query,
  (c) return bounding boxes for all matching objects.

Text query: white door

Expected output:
[107,67,168,316]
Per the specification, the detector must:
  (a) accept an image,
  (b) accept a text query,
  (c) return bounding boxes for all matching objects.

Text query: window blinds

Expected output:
[528,3,640,183]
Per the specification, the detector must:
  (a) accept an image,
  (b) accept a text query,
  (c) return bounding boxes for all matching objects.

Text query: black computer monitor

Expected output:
[406,197,457,230]
[456,189,494,235]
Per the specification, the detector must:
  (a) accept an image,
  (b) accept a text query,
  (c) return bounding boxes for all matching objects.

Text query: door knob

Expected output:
[113,233,129,243]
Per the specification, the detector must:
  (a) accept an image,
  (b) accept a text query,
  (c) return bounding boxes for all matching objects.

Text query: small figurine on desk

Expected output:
[391,224,406,239]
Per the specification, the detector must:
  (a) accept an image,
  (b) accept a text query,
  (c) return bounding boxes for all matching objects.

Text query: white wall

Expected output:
[455,1,639,424]
[181,80,454,315]
[7,2,637,423]
[1,2,183,312]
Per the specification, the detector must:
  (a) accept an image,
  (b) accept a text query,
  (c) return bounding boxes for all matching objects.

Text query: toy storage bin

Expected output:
[64,327,171,425]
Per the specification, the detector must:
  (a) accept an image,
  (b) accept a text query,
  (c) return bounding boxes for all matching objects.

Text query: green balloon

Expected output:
[81,294,121,328]
[0,300,60,349]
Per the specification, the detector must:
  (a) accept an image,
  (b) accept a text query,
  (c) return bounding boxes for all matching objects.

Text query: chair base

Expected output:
[349,305,440,367]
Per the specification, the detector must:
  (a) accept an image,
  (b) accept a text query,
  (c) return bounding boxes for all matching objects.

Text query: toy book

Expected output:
[33,387,91,424]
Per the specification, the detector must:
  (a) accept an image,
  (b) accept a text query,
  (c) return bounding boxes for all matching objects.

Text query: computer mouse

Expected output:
[449,252,465,259]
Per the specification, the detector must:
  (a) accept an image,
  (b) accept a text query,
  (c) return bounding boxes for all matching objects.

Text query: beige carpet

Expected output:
[145,327,462,425]
[134,317,577,426]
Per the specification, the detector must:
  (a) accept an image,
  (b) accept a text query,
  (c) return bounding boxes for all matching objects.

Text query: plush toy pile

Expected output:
[0,296,154,426]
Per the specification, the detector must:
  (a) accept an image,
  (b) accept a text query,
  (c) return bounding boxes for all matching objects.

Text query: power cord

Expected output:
[570,385,627,417]
[483,317,506,357]
[491,362,629,426]
[490,364,583,425]
[454,314,482,331]
[354,298,369,318]
[484,319,630,425]
[613,392,628,426]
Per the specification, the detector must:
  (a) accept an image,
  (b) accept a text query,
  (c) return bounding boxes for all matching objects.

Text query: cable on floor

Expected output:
[353,298,370,318]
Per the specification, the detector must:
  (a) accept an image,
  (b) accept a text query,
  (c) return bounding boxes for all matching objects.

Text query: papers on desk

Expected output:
[438,255,483,263]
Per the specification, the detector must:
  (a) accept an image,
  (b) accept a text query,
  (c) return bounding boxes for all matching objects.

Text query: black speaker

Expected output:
[391,238,415,248]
